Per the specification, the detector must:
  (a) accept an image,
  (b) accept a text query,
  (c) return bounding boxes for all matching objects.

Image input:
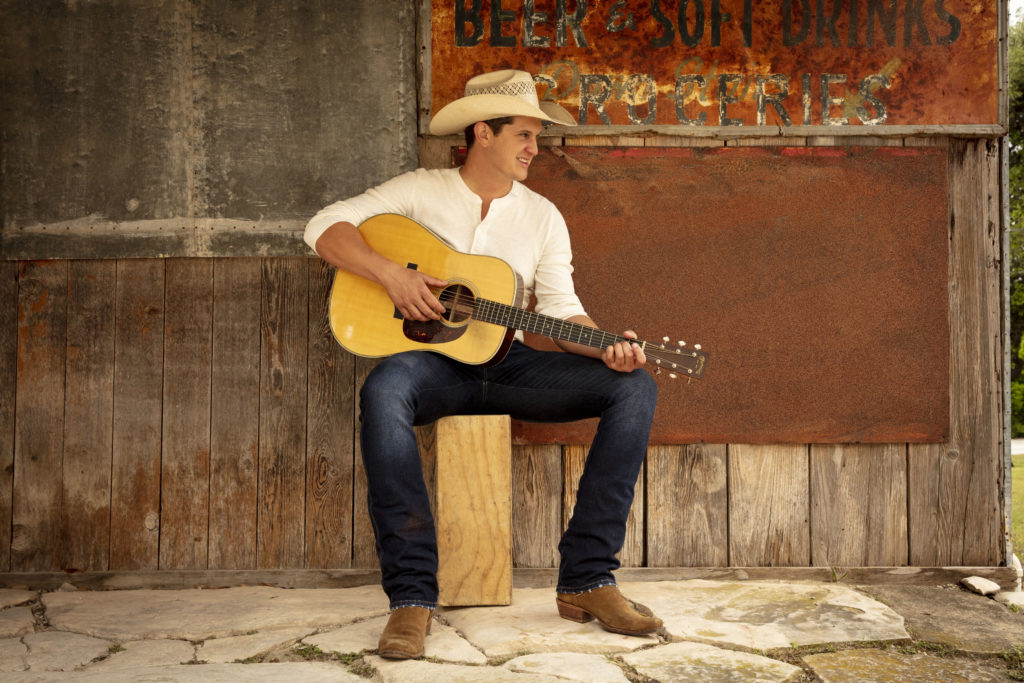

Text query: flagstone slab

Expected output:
[619,580,907,649]
[503,652,630,682]
[0,605,35,638]
[5,662,367,682]
[996,591,1024,609]
[42,586,388,641]
[863,585,1024,654]
[87,638,195,670]
[439,587,659,657]
[197,628,311,664]
[0,590,36,610]
[305,616,385,655]
[307,614,488,664]
[803,648,1010,682]
[22,631,111,672]
[621,641,803,682]
[0,637,29,672]
[365,654,566,682]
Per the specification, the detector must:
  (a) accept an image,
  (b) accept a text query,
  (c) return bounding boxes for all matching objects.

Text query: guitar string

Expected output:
[433,290,699,351]
[430,289,704,370]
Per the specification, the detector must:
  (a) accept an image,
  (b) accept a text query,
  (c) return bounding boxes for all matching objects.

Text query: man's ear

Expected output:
[473,121,491,146]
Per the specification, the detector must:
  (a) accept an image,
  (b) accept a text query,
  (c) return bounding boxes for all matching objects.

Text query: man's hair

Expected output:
[464,117,515,148]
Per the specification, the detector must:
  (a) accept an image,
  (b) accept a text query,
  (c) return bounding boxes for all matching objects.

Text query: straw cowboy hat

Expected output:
[429,69,577,135]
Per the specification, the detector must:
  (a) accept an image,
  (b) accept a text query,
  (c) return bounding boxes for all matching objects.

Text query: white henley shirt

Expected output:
[304,167,588,324]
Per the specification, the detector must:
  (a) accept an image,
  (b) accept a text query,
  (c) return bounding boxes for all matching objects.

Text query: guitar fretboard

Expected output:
[472,298,627,350]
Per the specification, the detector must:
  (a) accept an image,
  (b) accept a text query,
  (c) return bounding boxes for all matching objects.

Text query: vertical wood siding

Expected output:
[0,139,1006,572]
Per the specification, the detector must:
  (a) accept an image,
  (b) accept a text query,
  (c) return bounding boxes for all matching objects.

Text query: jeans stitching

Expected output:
[390,600,437,611]
[556,579,617,595]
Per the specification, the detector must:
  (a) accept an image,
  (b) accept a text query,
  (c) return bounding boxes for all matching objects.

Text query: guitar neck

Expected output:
[474,298,627,351]
[470,296,707,380]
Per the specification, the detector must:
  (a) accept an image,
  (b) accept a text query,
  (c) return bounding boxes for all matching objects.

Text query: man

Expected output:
[304,69,661,659]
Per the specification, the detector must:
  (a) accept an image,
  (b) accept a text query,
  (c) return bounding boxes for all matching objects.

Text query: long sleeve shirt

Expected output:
[304,167,588,323]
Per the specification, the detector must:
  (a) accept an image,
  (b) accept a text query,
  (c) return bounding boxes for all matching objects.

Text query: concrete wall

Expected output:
[1,0,419,258]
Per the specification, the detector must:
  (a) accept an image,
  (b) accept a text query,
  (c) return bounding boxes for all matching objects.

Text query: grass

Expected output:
[1013,455,1024,555]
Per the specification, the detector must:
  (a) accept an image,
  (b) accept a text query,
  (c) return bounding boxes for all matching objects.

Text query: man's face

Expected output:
[486,116,543,182]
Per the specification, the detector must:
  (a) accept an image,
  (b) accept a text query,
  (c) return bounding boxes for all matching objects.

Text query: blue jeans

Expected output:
[359,341,658,610]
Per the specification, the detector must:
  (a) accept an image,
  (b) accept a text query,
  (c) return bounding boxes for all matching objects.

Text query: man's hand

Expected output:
[380,263,448,322]
[602,330,646,372]
[314,221,448,322]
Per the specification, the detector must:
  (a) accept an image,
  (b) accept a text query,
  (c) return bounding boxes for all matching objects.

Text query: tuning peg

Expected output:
[669,373,677,379]
[694,344,702,350]
[678,340,686,346]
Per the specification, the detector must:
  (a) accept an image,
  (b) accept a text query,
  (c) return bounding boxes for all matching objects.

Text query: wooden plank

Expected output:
[902,136,948,148]
[643,135,724,149]
[110,259,164,570]
[351,356,380,568]
[565,135,646,147]
[810,444,908,567]
[433,415,512,606]
[160,259,213,569]
[306,258,355,568]
[61,260,115,571]
[257,258,308,568]
[209,258,261,570]
[0,565,1018,593]
[727,136,806,148]
[1,226,308,262]
[563,445,643,567]
[511,444,562,568]
[908,139,1004,566]
[729,445,810,567]
[0,569,382,591]
[647,444,728,567]
[514,565,1020,591]
[806,135,903,147]
[0,262,17,571]
[550,125,1006,138]
[12,261,67,571]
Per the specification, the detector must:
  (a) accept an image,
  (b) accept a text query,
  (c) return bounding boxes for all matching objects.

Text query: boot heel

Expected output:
[556,599,594,623]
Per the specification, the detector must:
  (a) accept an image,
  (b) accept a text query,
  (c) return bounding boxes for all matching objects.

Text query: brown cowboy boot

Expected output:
[556,585,663,636]
[378,606,433,659]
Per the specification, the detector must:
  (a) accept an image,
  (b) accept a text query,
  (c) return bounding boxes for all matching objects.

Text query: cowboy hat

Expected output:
[429,69,577,135]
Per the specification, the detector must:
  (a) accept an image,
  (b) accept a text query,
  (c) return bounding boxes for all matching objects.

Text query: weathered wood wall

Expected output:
[0,137,1006,574]
[0,1,1009,579]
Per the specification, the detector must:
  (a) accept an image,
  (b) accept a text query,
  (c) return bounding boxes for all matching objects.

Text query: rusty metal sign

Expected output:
[511,146,949,444]
[430,1,999,127]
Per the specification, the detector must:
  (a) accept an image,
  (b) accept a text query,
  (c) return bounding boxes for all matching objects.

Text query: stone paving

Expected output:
[0,578,1022,681]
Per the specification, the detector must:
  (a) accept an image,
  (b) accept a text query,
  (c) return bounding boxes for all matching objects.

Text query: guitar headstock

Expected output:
[645,337,708,382]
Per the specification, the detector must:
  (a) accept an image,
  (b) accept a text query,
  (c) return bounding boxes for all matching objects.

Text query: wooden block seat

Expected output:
[417,414,512,606]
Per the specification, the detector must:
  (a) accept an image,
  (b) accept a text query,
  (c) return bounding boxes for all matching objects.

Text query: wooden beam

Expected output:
[0,566,1016,592]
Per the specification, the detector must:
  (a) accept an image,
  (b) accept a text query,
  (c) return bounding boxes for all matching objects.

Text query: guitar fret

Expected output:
[473,298,622,351]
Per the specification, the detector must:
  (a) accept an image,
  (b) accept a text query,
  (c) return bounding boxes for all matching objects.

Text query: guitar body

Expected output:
[329,214,520,365]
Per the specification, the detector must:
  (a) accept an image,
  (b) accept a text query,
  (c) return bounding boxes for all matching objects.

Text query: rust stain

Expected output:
[31,289,49,314]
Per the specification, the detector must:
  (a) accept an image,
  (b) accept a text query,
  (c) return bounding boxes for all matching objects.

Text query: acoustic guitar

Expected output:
[328,214,707,380]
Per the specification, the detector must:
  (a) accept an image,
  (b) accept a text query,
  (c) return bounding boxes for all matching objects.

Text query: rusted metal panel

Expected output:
[512,146,949,444]
[430,1,998,127]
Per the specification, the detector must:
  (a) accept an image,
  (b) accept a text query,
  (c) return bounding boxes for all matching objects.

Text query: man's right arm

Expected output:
[314,221,447,322]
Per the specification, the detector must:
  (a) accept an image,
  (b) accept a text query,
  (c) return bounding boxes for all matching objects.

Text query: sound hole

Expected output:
[441,284,475,325]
